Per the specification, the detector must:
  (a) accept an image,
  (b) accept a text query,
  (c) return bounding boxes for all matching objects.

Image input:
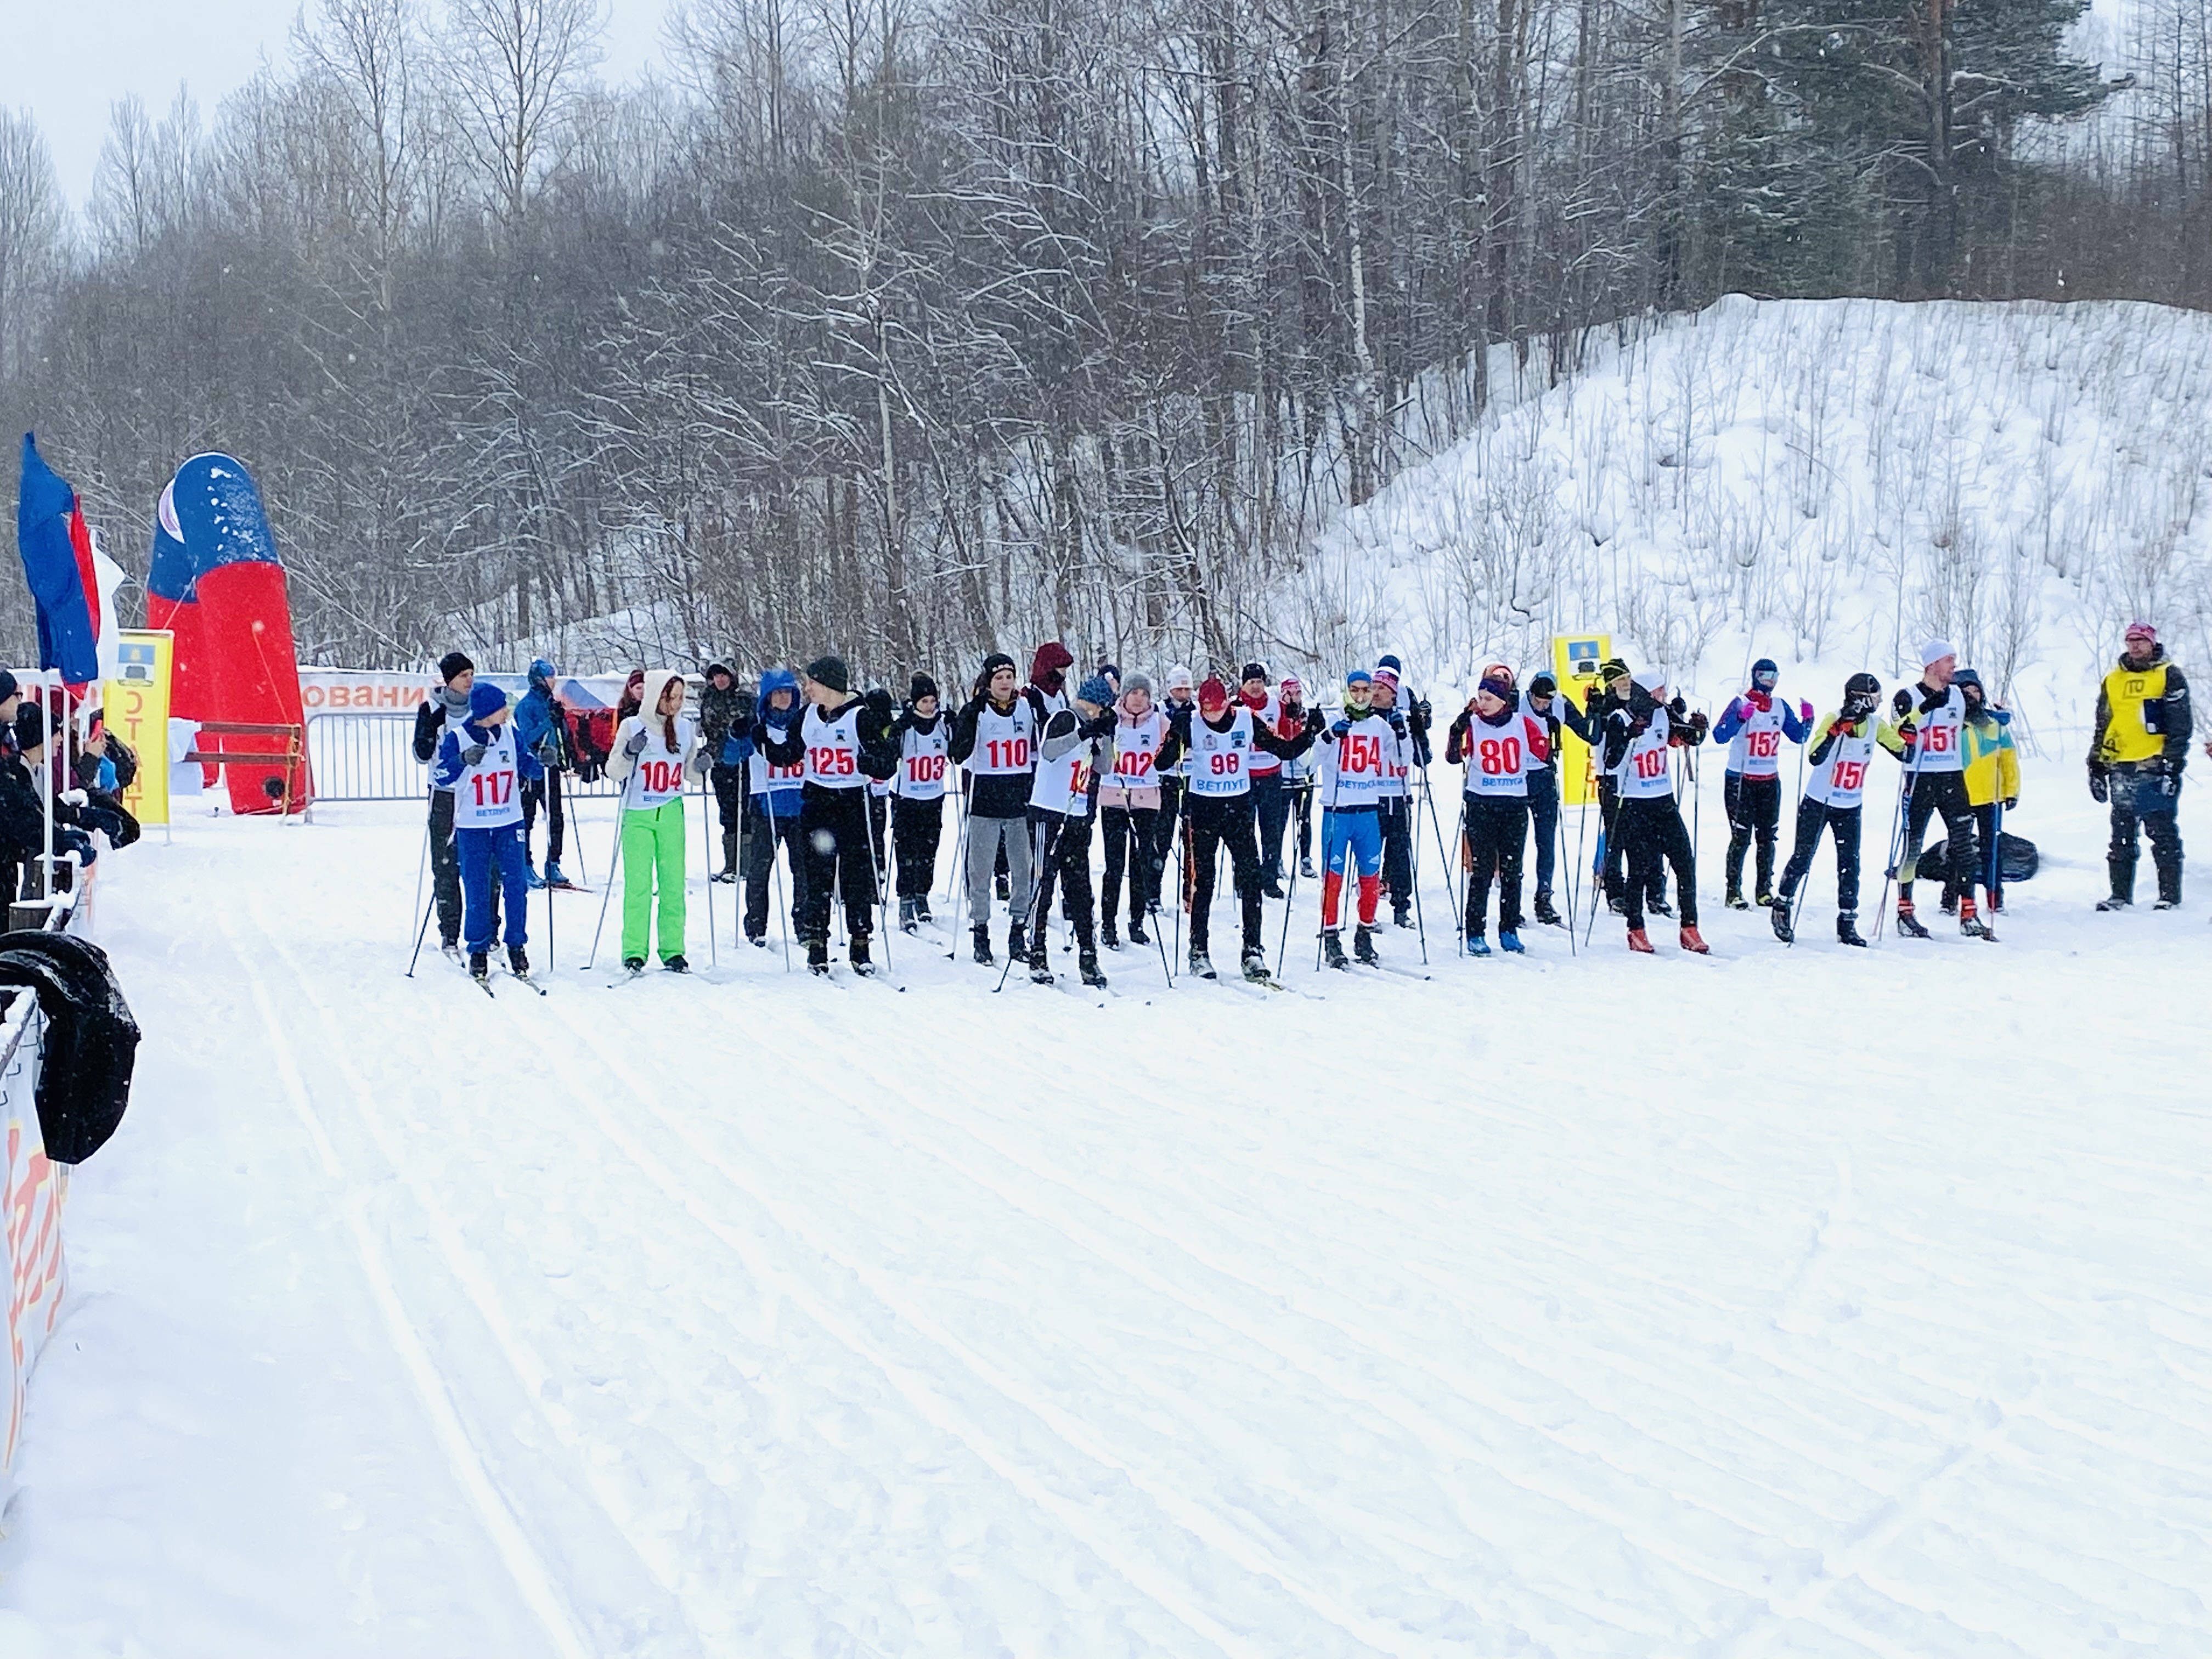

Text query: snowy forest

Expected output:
[0,0,2207,678]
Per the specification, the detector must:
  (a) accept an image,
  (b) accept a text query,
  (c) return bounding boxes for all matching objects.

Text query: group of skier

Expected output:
[409,621,2193,988]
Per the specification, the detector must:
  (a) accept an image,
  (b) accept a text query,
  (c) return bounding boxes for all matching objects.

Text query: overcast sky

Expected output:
[1,0,670,209]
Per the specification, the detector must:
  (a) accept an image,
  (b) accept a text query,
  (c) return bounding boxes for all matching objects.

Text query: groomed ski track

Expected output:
[8,774,2209,1658]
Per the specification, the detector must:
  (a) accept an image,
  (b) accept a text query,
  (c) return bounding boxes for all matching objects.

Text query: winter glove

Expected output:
[1304,706,1327,735]
[2087,766,2108,804]
[623,730,649,758]
[689,746,713,775]
[1386,712,1408,738]
[1410,699,1432,737]
[1450,707,1474,738]
[59,788,87,808]
[1584,684,1603,714]
[1668,695,1687,716]
[1798,699,1815,725]
[2159,768,2180,798]
[532,734,561,765]
[461,743,488,766]
[1893,689,1914,719]
[1688,711,1710,739]
[1918,686,1949,714]
[1827,716,1855,739]
[2004,796,2018,811]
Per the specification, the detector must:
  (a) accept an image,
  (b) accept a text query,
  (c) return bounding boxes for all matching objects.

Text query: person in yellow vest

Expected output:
[1951,669,2019,929]
[2089,622,2192,911]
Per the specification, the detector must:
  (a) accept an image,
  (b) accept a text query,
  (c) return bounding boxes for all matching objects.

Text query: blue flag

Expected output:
[14,433,100,687]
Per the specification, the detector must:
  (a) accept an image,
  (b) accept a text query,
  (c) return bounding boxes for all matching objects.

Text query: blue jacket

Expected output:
[1712,693,1812,764]
[741,668,805,819]
[512,660,561,782]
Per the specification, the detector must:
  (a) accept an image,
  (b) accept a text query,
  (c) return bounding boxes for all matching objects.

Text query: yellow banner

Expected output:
[1550,632,1612,807]
[104,630,172,827]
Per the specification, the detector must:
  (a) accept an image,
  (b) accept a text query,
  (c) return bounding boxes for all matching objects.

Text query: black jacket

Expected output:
[761,695,899,783]
[949,694,1035,818]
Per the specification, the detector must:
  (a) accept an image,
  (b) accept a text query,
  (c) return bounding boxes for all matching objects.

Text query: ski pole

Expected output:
[1273,814,1301,978]
[865,786,893,972]
[404,891,437,977]
[698,771,719,967]
[1451,793,1469,956]
[586,787,628,968]
[770,822,792,971]
[1419,766,1463,937]
[408,809,430,948]
[1556,797,1577,957]
[943,789,970,958]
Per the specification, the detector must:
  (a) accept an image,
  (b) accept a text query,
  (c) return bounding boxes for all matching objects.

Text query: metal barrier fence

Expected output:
[307,711,627,802]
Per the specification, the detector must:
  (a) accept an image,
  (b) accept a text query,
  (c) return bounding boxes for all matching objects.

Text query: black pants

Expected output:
[798,784,877,943]
[521,770,565,866]
[1148,777,1185,902]
[1462,794,1529,936]
[1291,782,1314,860]
[1600,775,1667,907]
[2106,766,2183,904]
[892,795,944,899]
[1778,797,1862,914]
[1030,811,1098,948]
[1724,772,1782,898]
[1100,803,1158,924]
[1900,770,1974,906]
[1187,794,1263,957]
[1620,796,1697,929]
[1251,771,1289,886]
[744,808,810,939]
[1526,769,1558,896]
[1379,796,1414,918]
[710,763,746,834]
[429,789,464,946]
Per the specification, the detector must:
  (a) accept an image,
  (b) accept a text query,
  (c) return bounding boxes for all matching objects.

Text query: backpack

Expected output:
[1925,830,2038,883]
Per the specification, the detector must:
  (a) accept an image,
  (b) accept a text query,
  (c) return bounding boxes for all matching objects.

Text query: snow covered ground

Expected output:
[4,765,2208,1657]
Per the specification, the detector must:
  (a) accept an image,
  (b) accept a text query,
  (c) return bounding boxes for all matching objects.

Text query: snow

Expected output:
[5,764,2209,1657]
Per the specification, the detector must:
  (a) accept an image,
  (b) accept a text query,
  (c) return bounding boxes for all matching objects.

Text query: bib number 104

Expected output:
[641,759,687,794]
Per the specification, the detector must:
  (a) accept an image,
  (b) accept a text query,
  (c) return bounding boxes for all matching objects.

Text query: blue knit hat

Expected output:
[467,682,509,721]
[1076,673,1115,708]
[1345,667,1373,687]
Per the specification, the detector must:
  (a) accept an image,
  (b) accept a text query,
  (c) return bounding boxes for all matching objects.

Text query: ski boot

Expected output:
[972,924,994,965]
[1128,915,1149,947]
[1959,899,1991,940]
[1079,948,1108,989]
[1242,947,1271,983]
[1188,948,1217,980]
[1769,900,1795,944]
[1391,906,1413,931]
[1939,894,1959,917]
[1836,912,1866,947]
[508,946,531,979]
[1607,894,1628,916]
[1101,917,1120,951]
[1353,924,1380,965]
[623,955,648,975]
[805,939,830,976]
[1894,901,1932,939]
[1626,928,1654,953]
[747,930,768,949]
[2096,896,2131,912]
[917,896,934,923]
[2154,897,2181,911]
[1300,856,1317,881]
[525,861,548,891]
[469,951,490,982]
[1499,930,1525,955]
[1466,933,1491,958]
[1260,878,1286,901]
[848,935,875,977]
[1754,891,1775,909]
[543,860,570,889]
[1007,922,1027,965]
[664,954,692,974]
[1679,925,1710,955]
[1724,888,1749,911]
[1532,891,1562,927]
[1028,938,1054,984]
[1648,895,1674,918]
[1322,929,1350,970]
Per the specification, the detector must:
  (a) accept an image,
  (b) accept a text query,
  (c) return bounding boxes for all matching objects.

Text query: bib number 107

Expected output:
[1633,747,1669,781]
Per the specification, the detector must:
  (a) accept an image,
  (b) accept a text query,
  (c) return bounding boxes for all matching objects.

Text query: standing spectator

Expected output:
[698,662,752,884]
[412,652,477,960]
[2090,622,2191,911]
[513,658,572,889]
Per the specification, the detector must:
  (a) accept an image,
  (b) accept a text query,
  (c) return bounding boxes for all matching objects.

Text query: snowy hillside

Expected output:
[1301,296,2212,746]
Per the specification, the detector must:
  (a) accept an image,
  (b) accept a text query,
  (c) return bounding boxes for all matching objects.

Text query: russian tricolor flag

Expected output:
[14,434,121,690]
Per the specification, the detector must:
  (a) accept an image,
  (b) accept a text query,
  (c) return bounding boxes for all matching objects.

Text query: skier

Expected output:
[1369,663,1421,927]
[1236,662,1293,896]
[1152,664,1196,915]
[950,652,1039,965]
[1279,677,1319,881]
[1446,669,1551,955]
[2089,622,2191,911]
[1023,674,1118,987]
[698,662,752,884]
[512,657,573,890]
[608,669,710,973]
[761,657,898,974]
[1877,639,1977,939]
[1152,673,1319,980]
[887,674,951,932]
[738,667,809,946]
[1770,673,1883,946]
[411,651,477,958]
[430,681,532,984]
[1938,669,2016,930]
[1520,673,1567,926]
[1711,658,1813,909]
[1097,670,1165,949]
[1583,657,1666,916]
[1313,668,1395,968]
[1602,669,1710,953]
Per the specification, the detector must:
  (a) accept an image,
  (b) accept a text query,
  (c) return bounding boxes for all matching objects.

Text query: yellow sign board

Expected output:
[1550,632,1612,807]
[104,630,172,827]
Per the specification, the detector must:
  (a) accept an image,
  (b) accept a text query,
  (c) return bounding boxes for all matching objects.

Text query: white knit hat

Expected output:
[1918,637,1956,668]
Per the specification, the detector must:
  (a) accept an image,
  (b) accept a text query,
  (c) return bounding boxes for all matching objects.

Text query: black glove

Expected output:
[864,686,895,719]
[1918,687,1949,714]
[1668,695,1686,716]
[1448,709,1472,739]
[2159,766,2180,798]
[1080,708,1117,739]
[1893,689,1914,719]
[461,742,488,765]
[1410,698,1432,737]
[1386,712,1408,738]
[1304,706,1326,735]
[2087,763,2108,804]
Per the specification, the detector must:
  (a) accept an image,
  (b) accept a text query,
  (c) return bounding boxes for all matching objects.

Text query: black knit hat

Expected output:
[804,655,851,694]
[0,671,16,703]
[1528,672,1558,696]
[437,651,475,685]
[14,706,45,753]
[910,672,940,703]
[1239,661,1268,685]
[981,651,1017,680]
